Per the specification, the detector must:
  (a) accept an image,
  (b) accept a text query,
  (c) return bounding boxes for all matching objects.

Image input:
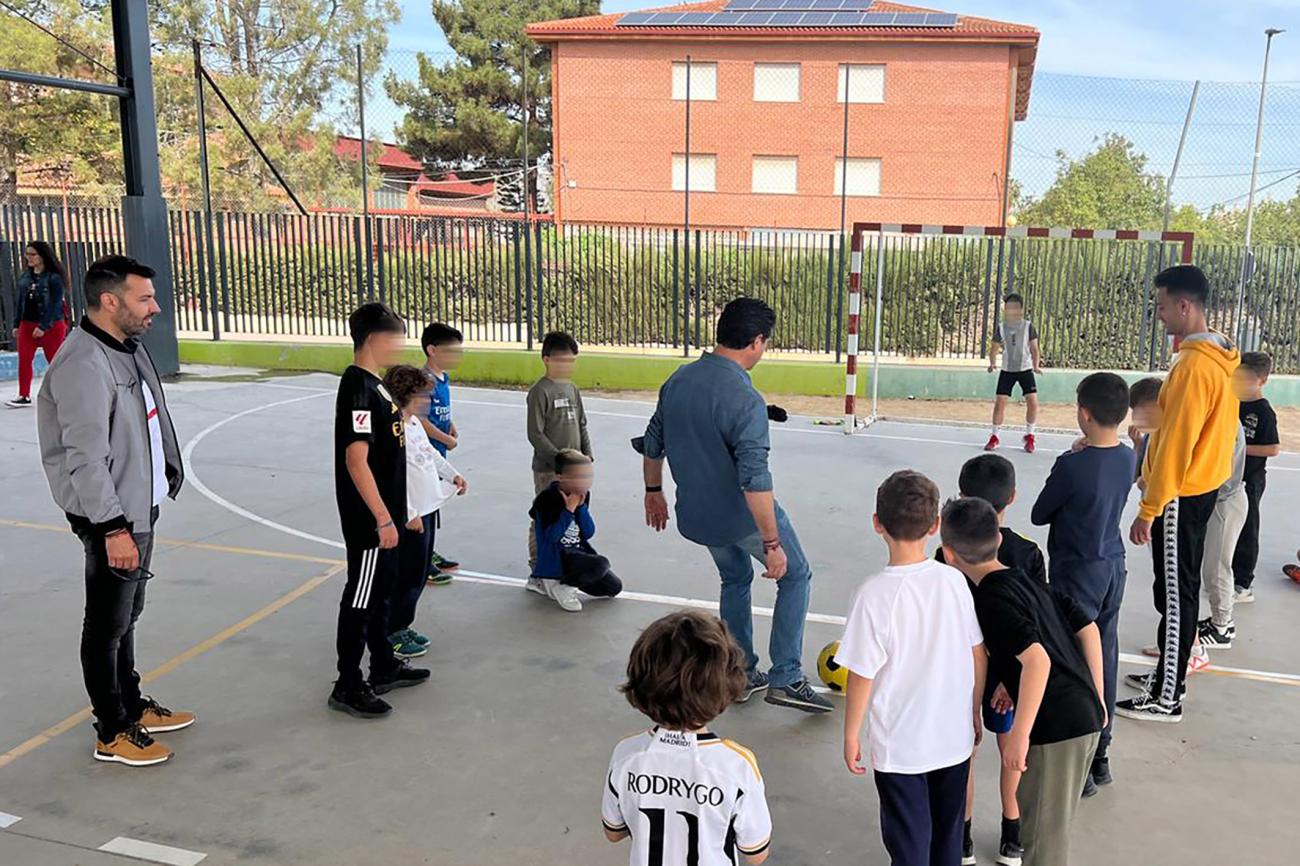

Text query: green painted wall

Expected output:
[178,340,1300,407]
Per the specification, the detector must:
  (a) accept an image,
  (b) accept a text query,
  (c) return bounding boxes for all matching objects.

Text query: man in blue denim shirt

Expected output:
[641,298,831,713]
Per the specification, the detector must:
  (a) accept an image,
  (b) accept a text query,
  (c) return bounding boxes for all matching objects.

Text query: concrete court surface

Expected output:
[1,369,1298,866]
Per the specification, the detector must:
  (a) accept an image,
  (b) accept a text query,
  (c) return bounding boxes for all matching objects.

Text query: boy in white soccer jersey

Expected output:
[602,611,771,866]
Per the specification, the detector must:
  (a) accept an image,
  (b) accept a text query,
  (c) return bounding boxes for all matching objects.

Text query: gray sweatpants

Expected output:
[1018,732,1099,866]
[1202,487,1248,628]
[526,470,557,571]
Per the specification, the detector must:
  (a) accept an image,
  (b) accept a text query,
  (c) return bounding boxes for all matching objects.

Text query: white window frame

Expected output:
[833,158,882,197]
[751,155,798,195]
[836,64,886,104]
[752,63,801,103]
[672,153,717,192]
[672,62,718,101]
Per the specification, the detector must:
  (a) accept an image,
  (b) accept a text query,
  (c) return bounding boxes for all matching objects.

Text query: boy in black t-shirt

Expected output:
[330,303,430,719]
[1231,352,1281,602]
[941,498,1104,866]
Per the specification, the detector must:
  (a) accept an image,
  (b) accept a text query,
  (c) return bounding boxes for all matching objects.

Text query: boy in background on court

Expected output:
[1231,352,1281,604]
[1031,372,1133,795]
[1196,419,1247,649]
[840,470,985,866]
[985,293,1043,454]
[525,331,592,572]
[602,610,771,866]
[420,322,465,584]
[942,497,1105,866]
[527,449,621,612]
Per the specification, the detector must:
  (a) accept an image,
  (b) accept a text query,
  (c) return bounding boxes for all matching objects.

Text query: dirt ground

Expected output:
[590,388,1300,451]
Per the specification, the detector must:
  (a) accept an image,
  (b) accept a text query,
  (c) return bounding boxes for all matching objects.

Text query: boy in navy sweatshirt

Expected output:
[1031,372,1134,794]
[528,449,622,612]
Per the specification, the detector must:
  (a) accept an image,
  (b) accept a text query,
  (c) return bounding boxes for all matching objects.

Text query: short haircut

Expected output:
[958,454,1017,513]
[940,497,1002,565]
[421,322,463,352]
[716,297,776,350]
[875,470,940,541]
[83,255,155,310]
[620,611,747,730]
[1240,351,1272,378]
[1003,293,1024,307]
[383,364,431,406]
[1129,376,1163,409]
[541,331,579,357]
[555,448,593,474]
[1154,264,1209,307]
[348,302,405,350]
[1076,371,1130,427]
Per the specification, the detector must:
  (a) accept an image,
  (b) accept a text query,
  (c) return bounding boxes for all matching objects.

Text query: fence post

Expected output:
[824,234,836,356]
[533,219,545,339]
[352,216,365,305]
[513,222,527,348]
[672,229,680,349]
[981,237,995,356]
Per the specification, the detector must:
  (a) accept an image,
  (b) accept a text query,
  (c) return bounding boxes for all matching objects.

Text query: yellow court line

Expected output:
[0,562,345,771]
[0,518,344,566]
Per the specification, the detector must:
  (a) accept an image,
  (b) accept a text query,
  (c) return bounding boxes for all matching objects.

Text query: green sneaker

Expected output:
[407,628,430,646]
[427,571,454,586]
[429,550,460,572]
[390,631,427,659]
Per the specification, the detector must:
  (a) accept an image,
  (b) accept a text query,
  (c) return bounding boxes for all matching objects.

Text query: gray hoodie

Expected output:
[37,318,183,536]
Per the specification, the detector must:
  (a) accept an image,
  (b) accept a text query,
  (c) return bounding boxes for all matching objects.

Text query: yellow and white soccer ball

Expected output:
[817,640,849,693]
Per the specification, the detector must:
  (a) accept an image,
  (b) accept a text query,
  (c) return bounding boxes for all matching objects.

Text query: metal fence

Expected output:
[3,203,1300,373]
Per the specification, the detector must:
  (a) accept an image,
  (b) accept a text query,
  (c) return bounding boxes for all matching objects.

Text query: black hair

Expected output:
[348,302,405,350]
[84,254,156,310]
[1076,371,1130,427]
[541,331,580,357]
[1004,293,1024,307]
[1154,264,1209,307]
[421,322,464,353]
[940,497,1002,566]
[1129,376,1162,409]
[26,241,66,279]
[958,454,1016,513]
[1239,351,1272,379]
[716,297,776,350]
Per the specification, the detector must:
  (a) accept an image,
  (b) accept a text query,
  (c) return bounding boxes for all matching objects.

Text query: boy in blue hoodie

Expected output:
[528,449,622,612]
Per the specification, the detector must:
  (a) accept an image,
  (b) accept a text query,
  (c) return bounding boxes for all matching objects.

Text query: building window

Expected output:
[672,62,717,101]
[833,158,882,196]
[836,64,885,103]
[752,156,797,195]
[753,63,800,102]
[672,153,717,192]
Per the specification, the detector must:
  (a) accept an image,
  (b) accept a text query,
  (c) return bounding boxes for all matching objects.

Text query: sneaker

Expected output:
[1234,586,1255,604]
[1124,670,1187,700]
[1081,773,1098,798]
[427,570,454,586]
[764,678,834,714]
[371,661,432,694]
[5,396,32,408]
[390,631,428,659]
[1197,618,1234,649]
[1283,564,1300,583]
[962,835,976,866]
[984,433,1000,451]
[430,550,460,572]
[1140,644,1160,658]
[524,577,548,597]
[1115,693,1182,724]
[736,669,769,704]
[136,697,196,734]
[1188,642,1211,673]
[546,580,583,612]
[407,628,430,646]
[328,682,392,719]
[1091,755,1112,787]
[94,723,172,766]
[1023,433,1036,454]
[994,840,1024,866]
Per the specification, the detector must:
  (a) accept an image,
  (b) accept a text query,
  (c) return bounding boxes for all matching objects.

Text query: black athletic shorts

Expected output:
[996,370,1037,397]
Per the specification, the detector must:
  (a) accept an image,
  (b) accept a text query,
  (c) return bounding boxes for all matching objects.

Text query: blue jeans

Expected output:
[706,503,811,689]
[1053,557,1126,752]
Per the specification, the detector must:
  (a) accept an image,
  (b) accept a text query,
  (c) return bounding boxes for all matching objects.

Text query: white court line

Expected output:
[0,810,20,829]
[181,388,1300,689]
[98,837,207,866]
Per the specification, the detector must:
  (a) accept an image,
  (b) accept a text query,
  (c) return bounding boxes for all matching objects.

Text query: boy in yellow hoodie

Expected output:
[1118,265,1239,724]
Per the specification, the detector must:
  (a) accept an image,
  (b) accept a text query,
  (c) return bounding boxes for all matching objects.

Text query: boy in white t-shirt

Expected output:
[840,470,986,866]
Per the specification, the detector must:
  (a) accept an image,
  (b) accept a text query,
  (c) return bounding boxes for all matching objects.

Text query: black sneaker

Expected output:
[1197,618,1234,649]
[994,840,1024,866]
[1115,693,1182,724]
[961,834,977,865]
[1124,670,1186,701]
[764,678,833,714]
[5,396,33,409]
[328,682,392,719]
[1091,755,1113,786]
[1082,773,1098,798]
[736,669,769,704]
[371,661,431,694]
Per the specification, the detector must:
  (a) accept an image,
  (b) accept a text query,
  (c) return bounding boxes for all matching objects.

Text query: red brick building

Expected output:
[527,1,1038,230]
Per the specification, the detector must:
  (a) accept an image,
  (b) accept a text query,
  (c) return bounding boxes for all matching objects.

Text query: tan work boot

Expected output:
[94,723,172,767]
[137,697,196,734]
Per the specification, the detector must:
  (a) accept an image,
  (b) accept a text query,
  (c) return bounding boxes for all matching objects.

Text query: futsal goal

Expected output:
[842,222,1196,433]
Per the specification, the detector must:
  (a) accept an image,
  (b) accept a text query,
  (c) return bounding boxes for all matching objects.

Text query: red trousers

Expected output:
[15,319,67,397]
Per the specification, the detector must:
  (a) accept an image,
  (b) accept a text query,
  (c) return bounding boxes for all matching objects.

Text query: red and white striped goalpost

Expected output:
[842,222,1196,434]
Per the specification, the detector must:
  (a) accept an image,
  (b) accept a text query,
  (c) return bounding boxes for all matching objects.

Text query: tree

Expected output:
[385,0,598,199]
[1015,134,1166,230]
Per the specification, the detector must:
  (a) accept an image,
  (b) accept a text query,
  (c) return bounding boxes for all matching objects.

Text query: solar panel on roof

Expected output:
[723,0,760,7]
[722,0,872,9]
[924,12,958,26]
[891,12,928,25]
[769,11,803,23]
[615,3,957,27]
[618,11,655,24]
[860,11,896,24]
[751,0,787,9]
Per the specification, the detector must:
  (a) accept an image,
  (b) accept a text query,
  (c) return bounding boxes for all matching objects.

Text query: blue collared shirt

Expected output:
[642,351,773,547]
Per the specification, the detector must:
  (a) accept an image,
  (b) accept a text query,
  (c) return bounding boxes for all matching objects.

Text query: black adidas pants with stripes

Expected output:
[336,543,400,688]
[1149,489,1217,707]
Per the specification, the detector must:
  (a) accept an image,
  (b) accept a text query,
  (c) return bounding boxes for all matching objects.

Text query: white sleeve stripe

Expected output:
[738,836,772,855]
[601,818,627,832]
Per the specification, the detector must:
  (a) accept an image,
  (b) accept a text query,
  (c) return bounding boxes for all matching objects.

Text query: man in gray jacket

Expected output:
[38,255,194,767]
